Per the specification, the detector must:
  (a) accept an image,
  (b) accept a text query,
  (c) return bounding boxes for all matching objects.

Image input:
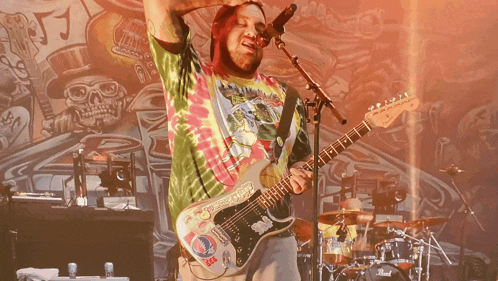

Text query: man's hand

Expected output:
[289,164,313,195]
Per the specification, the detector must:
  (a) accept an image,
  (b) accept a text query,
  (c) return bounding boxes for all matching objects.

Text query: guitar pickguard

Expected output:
[213,191,292,267]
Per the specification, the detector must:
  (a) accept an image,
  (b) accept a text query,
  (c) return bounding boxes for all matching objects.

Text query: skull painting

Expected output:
[64,75,127,128]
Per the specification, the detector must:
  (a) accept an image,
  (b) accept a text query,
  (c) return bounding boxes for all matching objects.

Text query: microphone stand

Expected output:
[272,36,347,281]
[446,176,485,280]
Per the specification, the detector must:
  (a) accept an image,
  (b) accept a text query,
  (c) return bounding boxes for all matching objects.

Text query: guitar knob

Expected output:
[222,251,231,268]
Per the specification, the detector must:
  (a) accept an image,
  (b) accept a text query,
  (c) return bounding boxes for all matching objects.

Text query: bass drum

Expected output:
[355,263,411,281]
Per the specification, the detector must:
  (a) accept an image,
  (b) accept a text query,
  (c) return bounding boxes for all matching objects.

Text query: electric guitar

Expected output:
[86,11,159,86]
[176,94,420,276]
[0,12,55,120]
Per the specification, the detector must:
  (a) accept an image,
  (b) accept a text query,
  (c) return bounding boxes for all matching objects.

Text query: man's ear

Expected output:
[212,22,221,41]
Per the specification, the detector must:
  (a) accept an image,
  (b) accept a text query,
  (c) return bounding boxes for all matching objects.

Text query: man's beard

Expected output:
[220,43,261,77]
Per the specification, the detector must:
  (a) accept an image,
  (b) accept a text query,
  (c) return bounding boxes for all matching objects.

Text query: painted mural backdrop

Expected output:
[0,0,497,279]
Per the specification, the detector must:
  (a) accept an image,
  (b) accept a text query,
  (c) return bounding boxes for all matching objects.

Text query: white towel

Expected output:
[16,267,59,281]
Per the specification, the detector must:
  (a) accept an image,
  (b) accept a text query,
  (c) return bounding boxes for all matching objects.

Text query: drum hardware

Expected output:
[387,226,452,281]
[295,216,456,281]
[294,217,361,281]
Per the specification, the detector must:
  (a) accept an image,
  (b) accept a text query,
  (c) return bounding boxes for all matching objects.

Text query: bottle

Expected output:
[104,262,114,277]
[68,263,77,279]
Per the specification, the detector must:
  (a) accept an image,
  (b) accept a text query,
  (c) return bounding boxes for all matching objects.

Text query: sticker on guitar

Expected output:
[201,182,256,214]
[191,235,217,259]
[251,216,273,235]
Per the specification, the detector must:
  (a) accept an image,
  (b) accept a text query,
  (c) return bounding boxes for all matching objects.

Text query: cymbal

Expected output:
[292,218,313,241]
[406,217,448,228]
[373,220,410,229]
[318,210,374,225]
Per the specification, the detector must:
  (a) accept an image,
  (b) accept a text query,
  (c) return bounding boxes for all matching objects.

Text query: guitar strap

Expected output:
[272,85,299,164]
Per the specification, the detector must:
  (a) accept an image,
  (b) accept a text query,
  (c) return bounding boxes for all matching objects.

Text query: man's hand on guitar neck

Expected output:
[289,161,313,195]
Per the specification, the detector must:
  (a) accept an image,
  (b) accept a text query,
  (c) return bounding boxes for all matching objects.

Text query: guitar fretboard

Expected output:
[256,119,373,209]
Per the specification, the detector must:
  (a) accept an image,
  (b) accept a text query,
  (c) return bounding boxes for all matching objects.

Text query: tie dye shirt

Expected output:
[148,29,311,230]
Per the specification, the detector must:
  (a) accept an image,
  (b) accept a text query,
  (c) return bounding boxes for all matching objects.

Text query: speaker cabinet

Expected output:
[0,204,154,281]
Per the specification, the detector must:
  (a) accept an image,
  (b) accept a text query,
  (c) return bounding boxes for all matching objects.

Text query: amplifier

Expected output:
[0,204,154,281]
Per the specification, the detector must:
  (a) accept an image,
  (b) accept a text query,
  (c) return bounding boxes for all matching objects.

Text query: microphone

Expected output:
[439,165,465,175]
[256,3,297,47]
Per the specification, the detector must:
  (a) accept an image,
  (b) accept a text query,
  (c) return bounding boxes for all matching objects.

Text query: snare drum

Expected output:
[374,238,414,270]
[322,237,353,265]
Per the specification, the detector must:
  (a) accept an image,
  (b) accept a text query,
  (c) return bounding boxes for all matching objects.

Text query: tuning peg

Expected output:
[391,97,396,103]
[376,103,381,108]
[403,92,409,97]
[368,105,375,111]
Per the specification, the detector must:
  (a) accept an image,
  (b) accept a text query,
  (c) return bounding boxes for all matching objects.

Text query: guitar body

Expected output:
[176,160,294,276]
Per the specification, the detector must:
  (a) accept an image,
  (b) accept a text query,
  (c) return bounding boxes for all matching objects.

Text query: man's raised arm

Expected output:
[143,0,255,43]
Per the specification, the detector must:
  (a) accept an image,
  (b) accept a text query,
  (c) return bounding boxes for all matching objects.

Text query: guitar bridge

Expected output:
[211,225,231,246]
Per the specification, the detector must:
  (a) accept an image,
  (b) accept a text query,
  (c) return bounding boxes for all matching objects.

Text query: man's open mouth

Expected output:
[242,42,256,51]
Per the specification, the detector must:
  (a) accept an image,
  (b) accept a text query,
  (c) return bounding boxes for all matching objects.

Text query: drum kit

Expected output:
[293,210,452,281]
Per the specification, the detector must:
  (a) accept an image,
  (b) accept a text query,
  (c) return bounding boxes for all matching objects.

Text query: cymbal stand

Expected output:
[318,231,325,281]
[414,239,425,281]
[425,234,432,281]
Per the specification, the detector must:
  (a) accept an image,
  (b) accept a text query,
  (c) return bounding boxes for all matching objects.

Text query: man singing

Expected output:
[144,0,312,279]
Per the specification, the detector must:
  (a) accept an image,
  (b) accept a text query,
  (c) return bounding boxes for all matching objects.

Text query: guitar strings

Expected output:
[219,123,370,233]
[220,122,369,232]
[219,125,367,232]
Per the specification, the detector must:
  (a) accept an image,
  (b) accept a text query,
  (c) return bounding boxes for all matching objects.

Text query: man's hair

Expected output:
[210,2,265,61]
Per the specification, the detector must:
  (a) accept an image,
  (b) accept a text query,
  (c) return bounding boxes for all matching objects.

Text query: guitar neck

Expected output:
[257,119,374,209]
[24,58,55,119]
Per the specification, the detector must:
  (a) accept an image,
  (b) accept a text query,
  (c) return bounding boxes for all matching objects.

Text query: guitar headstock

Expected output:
[0,12,38,59]
[365,93,420,128]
